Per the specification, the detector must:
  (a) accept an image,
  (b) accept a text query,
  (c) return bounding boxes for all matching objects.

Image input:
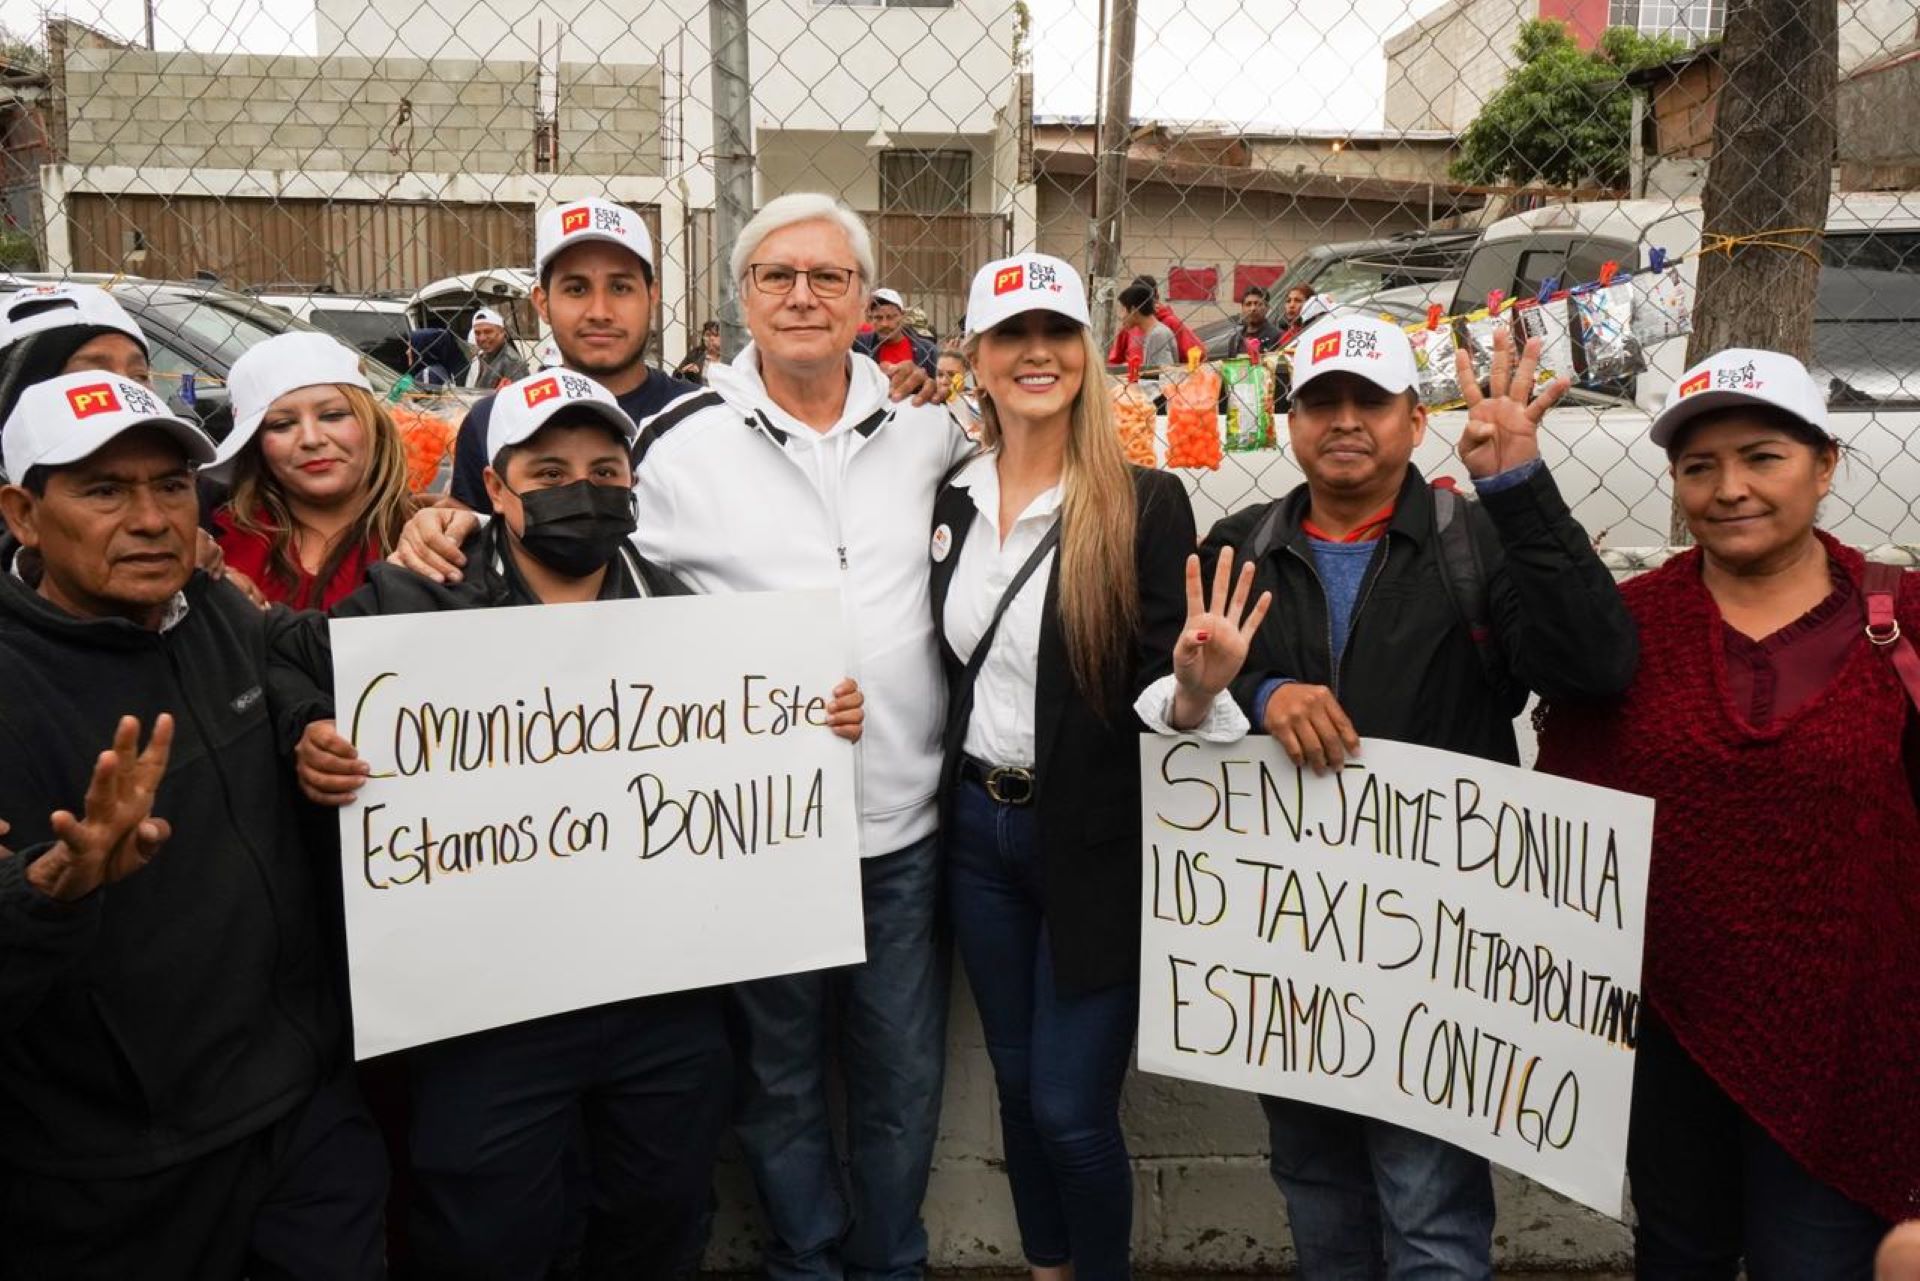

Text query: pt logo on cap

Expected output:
[67,383,123,418]
[993,266,1024,295]
[523,376,561,407]
[560,206,591,235]
[1310,332,1342,363]
[1678,371,1712,397]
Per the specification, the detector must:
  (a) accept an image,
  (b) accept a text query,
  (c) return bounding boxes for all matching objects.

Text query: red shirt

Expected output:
[874,334,914,367]
[213,508,379,612]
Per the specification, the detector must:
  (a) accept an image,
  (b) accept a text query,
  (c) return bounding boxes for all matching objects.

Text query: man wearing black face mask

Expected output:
[280,369,734,1278]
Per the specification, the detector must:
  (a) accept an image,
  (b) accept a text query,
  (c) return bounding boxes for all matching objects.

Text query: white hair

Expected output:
[729,193,877,296]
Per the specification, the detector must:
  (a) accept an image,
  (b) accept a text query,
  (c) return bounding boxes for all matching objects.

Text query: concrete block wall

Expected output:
[60,48,661,178]
[702,973,1634,1271]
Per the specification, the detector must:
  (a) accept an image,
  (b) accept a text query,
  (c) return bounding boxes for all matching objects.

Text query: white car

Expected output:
[1182,193,1920,555]
[253,292,413,372]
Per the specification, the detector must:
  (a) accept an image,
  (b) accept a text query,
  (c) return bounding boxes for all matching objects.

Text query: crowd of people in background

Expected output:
[0,189,1914,1281]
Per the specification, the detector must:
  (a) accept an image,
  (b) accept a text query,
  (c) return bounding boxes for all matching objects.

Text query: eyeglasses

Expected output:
[746,264,860,299]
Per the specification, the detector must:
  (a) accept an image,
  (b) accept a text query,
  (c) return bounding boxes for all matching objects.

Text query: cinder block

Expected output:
[1143,1157,1291,1269]
[1121,1070,1268,1158]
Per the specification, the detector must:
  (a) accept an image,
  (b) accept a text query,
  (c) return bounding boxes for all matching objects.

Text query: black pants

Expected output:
[0,1075,387,1281]
[1629,1014,1888,1280]
[406,988,731,1281]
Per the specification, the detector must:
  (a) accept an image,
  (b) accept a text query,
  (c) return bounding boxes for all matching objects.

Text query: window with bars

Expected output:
[1606,0,1725,39]
[878,149,973,214]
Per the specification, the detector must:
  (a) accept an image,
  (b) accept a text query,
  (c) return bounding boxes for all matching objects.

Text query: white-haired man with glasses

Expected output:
[392,192,972,1280]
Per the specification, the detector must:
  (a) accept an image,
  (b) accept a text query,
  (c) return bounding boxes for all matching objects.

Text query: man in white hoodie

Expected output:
[393,193,971,1280]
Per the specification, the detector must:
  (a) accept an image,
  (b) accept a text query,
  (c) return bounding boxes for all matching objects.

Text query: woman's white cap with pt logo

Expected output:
[1649,348,1829,448]
[965,254,1091,335]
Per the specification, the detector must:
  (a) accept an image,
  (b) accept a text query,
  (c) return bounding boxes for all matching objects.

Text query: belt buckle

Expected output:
[984,765,1035,806]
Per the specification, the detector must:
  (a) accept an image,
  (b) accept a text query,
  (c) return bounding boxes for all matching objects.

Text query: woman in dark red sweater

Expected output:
[1537,348,1919,1278]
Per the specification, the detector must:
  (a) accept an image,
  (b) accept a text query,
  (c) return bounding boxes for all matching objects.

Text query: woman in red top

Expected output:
[1536,348,1919,1278]
[208,331,415,611]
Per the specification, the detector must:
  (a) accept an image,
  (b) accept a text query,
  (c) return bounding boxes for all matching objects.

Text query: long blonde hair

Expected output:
[967,329,1139,708]
[223,383,414,608]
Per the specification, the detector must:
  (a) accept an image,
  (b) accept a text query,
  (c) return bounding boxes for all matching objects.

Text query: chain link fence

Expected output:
[1,0,1914,1268]
[1,0,1915,559]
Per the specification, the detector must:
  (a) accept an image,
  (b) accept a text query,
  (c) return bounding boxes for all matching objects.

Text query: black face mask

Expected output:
[511,480,637,577]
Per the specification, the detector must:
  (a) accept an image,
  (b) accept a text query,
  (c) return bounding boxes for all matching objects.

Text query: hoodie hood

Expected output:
[703,343,894,440]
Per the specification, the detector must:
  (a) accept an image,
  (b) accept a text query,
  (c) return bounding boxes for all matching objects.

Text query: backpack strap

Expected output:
[1430,486,1506,692]
[1862,562,1920,713]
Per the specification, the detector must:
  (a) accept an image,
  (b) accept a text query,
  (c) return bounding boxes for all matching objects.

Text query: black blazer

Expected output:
[931,464,1196,995]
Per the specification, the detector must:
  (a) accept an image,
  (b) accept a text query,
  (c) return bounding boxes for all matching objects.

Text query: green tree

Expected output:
[1451,19,1687,190]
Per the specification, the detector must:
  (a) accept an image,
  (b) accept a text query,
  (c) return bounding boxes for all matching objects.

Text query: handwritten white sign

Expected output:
[331,589,864,1058]
[1138,735,1652,1217]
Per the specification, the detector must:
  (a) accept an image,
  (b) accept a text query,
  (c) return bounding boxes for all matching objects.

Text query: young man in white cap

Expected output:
[0,372,386,1278]
[855,285,937,375]
[462,306,527,389]
[1161,317,1638,1280]
[446,198,700,514]
[281,367,757,1279]
[391,191,969,1281]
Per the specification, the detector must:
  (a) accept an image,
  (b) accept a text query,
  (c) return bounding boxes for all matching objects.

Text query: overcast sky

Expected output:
[4,0,1447,131]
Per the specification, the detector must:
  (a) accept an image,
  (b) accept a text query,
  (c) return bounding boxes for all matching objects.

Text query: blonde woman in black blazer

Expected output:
[929,254,1261,1280]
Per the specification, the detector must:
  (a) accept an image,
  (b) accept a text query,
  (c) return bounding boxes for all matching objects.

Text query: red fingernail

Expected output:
[1194,630,1211,643]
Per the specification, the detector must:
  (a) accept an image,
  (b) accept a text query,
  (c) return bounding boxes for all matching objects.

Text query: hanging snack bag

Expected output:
[1630,267,1693,345]
[1409,311,1465,409]
[1111,357,1157,468]
[1163,348,1223,471]
[1221,355,1271,451]
[1514,295,1577,388]
[1571,280,1647,384]
[1457,302,1510,394]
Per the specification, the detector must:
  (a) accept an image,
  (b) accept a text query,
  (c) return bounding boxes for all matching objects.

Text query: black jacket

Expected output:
[931,466,1194,995]
[0,570,339,1178]
[1205,464,1637,763]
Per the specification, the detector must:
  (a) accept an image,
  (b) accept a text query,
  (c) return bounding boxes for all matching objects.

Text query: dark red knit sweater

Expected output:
[1536,533,1920,1223]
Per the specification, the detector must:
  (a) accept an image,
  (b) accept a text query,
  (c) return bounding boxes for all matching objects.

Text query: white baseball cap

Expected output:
[469,307,506,334]
[3,370,213,482]
[1289,314,1419,397]
[871,288,905,310]
[1649,347,1829,450]
[535,199,655,277]
[207,332,371,478]
[486,369,637,464]
[0,283,147,354]
[965,254,1092,335]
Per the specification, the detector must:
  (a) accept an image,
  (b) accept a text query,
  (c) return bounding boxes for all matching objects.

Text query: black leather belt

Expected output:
[963,756,1036,806]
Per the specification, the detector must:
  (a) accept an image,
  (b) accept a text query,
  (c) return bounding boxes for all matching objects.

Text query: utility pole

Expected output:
[709,0,754,360]
[1669,0,1836,542]
[1089,0,1138,352]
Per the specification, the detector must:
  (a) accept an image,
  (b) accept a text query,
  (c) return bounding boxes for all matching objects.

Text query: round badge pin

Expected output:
[930,524,952,563]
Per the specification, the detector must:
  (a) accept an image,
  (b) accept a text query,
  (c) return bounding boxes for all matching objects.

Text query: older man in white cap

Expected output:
[855,284,938,376]
[1158,316,1638,1280]
[0,371,386,1278]
[462,306,527,389]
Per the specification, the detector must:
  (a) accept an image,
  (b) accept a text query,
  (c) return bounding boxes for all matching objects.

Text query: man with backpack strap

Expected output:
[1144,313,1638,1278]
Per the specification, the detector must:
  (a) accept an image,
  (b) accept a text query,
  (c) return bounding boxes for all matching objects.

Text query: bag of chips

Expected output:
[1514,296,1578,388]
[1111,371,1157,469]
[1457,305,1510,393]
[1163,357,1223,470]
[1220,357,1271,451]
[1630,267,1694,345]
[1571,280,1647,384]
[1409,322,1465,409]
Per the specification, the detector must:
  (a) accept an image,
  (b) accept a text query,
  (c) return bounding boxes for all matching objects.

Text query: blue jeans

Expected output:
[731,834,949,1281]
[948,780,1138,1280]
[1628,1015,1887,1280]
[1261,1095,1495,1280]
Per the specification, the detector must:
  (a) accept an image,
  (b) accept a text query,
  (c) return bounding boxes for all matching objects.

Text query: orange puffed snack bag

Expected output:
[1111,354,1156,468]
[1163,348,1222,470]
[393,405,456,494]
